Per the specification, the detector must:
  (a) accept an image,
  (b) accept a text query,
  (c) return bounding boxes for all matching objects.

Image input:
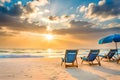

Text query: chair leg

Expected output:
[96,57,101,66]
[91,61,93,65]
[113,56,117,61]
[75,60,78,67]
[99,63,101,66]
[72,62,74,66]
[98,61,101,66]
[76,59,78,65]
[112,57,117,61]
[81,60,84,64]
[107,56,110,61]
[117,58,119,64]
[116,60,119,63]
[61,61,63,66]
[89,62,91,65]
[65,64,67,68]
[101,57,103,60]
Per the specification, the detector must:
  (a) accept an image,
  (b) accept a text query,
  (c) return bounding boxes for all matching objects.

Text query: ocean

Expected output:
[0,48,120,58]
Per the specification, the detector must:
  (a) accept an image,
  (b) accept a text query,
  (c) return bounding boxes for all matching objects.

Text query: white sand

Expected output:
[0,58,120,80]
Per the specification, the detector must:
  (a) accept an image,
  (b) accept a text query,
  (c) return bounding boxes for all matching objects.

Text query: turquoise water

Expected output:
[0,49,120,58]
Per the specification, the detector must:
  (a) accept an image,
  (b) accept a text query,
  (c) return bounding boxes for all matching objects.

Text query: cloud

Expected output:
[79,6,86,12]
[36,0,48,6]
[0,3,23,16]
[52,20,120,40]
[53,20,95,34]
[0,0,119,38]
[48,14,75,23]
[23,0,48,13]
[81,0,120,21]
[41,14,75,30]
[98,0,106,6]
[0,0,75,31]
[0,12,46,33]
[0,31,13,36]
[14,0,50,28]
[0,0,73,37]
[49,16,59,21]
[23,2,34,14]
[0,9,47,37]
[0,25,46,37]
[0,0,51,37]
[9,3,23,16]
[0,0,49,20]
[0,27,19,37]
[104,22,120,28]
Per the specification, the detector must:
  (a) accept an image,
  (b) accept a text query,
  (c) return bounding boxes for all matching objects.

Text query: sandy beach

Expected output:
[0,57,119,80]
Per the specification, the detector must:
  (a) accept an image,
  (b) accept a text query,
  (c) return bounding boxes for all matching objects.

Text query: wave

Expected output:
[0,49,119,58]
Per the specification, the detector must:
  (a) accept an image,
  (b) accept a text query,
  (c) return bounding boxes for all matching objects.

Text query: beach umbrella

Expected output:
[98,34,120,55]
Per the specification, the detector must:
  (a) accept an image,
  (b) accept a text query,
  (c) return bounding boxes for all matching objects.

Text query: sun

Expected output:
[45,34,54,40]
[47,48,52,53]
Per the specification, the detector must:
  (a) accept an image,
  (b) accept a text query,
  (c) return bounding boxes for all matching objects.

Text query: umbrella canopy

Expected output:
[99,34,120,44]
[98,34,120,55]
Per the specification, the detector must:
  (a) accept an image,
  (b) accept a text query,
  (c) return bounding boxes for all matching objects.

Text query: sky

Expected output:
[0,0,120,49]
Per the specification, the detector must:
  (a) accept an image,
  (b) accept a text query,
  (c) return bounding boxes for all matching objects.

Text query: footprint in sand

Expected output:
[24,75,32,78]
[7,74,15,77]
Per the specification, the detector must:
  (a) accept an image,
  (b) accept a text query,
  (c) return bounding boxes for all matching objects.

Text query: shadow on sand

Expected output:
[92,66,120,75]
[66,68,105,80]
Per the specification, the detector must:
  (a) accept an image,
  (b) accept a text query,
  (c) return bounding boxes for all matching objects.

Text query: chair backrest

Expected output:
[87,50,99,61]
[107,49,117,59]
[65,50,78,63]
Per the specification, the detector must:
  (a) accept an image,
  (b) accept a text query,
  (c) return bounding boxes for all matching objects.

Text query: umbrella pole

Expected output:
[115,42,118,56]
[115,42,120,64]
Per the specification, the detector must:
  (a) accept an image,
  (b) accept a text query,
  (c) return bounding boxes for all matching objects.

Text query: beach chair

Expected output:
[81,49,101,66]
[61,50,78,68]
[99,49,117,61]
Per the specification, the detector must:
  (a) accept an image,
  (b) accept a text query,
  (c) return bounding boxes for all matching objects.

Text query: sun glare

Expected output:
[45,34,54,40]
[47,48,53,57]
[47,48,52,53]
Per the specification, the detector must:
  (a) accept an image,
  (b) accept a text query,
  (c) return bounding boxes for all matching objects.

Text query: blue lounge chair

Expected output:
[99,49,117,61]
[61,50,78,68]
[81,50,101,66]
